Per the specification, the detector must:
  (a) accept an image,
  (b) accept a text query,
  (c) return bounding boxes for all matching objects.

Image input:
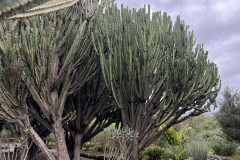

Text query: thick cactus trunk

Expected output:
[73,133,82,160]
[28,127,56,160]
[53,121,70,160]
[129,139,139,160]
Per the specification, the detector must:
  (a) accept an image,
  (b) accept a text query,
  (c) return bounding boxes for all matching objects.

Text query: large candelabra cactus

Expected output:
[0,1,109,159]
[94,4,220,159]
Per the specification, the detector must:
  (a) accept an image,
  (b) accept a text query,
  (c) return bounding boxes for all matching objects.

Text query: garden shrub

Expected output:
[141,145,169,160]
[92,132,107,151]
[209,135,238,156]
[163,125,189,160]
[103,127,139,159]
[167,146,189,160]
[187,141,208,160]
[154,135,169,148]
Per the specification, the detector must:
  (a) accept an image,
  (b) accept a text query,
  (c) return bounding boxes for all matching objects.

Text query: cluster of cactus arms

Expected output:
[0,20,56,159]
[8,0,80,19]
[0,0,48,20]
[0,1,220,159]
[64,73,118,159]
[0,1,111,160]
[94,4,220,159]
[0,0,105,20]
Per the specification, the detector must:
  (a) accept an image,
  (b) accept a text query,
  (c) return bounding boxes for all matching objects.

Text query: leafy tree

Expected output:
[209,135,238,156]
[216,87,240,143]
[94,4,220,159]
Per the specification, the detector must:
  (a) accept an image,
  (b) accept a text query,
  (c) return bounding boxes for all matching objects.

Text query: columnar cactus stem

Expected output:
[0,1,110,159]
[94,4,220,159]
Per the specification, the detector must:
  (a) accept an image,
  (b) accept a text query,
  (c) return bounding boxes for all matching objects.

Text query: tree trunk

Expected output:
[130,146,139,160]
[73,133,82,160]
[27,144,39,160]
[128,139,139,160]
[53,121,70,160]
[28,127,56,160]
[66,133,74,158]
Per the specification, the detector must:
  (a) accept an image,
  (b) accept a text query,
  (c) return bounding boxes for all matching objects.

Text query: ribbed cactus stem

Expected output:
[93,3,220,159]
[10,0,79,19]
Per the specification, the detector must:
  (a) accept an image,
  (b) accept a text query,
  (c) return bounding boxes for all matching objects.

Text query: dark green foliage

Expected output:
[141,146,169,160]
[209,135,238,156]
[216,87,240,143]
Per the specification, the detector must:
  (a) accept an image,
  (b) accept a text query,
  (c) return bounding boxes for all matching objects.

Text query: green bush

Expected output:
[187,141,208,160]
[154,135,169,148]
[162,125,189,160]
[209,135,238,156]
[141,145,169,160]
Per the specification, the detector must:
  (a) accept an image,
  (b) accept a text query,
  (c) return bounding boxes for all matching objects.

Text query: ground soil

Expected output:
[33,152,240,160]
[34,153,94,160]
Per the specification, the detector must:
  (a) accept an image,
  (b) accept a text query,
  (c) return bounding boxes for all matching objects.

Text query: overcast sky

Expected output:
[116,0,240,95]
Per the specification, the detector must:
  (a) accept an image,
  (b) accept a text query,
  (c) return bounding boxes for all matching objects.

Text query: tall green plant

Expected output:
[94,3,220,159]
[187,141,208,160]
[0,1,109,159]
[209,135,238,156]
[162,125,189,160]
[141,146,169,160]
[216,87,240,143]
